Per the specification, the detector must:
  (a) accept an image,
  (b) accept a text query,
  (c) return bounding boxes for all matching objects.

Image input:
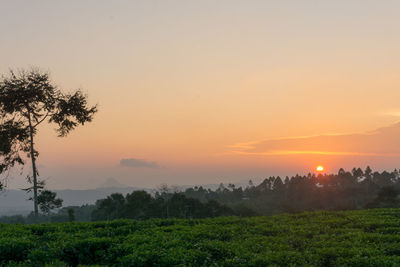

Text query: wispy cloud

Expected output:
[229,122,400,157]
[120,158,163,169]
[380,110,400,117]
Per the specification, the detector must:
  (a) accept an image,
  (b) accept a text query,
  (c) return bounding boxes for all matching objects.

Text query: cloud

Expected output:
[380,110,400,117]
[120,158,162,169]
[229,122,400,157]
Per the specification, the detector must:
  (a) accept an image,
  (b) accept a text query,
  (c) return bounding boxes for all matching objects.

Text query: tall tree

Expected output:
[0,68,97,218]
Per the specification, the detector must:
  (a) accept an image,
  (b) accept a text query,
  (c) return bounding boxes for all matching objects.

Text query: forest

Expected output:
[1,166,399,224]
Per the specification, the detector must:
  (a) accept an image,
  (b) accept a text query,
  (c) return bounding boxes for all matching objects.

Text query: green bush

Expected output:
[1,209,400,266]
[0,238,34,263]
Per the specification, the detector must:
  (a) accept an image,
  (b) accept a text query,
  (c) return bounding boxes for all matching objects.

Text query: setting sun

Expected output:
[316,165,324,172]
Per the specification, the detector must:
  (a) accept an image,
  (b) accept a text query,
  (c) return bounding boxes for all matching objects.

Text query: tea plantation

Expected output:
[2,208,400,266]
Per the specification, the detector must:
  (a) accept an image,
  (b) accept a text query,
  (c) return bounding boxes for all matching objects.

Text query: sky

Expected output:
[1,1,400,189]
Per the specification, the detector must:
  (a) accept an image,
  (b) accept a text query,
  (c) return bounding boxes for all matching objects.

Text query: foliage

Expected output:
[178,167,400,215]
[0,69,97,140]
[91,191,237,221]
[1,209,400,266]
[0,121,28,176]
[37,190,63,214]
[67,208,75,222]
[366,186,400,208]
[0,68,97,217]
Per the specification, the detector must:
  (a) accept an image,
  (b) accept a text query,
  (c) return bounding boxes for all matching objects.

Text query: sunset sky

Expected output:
[1,1,400,189]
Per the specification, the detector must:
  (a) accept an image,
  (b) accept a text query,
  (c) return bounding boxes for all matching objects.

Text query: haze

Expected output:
[1,0,400,189]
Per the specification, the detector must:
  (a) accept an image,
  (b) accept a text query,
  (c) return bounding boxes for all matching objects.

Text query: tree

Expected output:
[273,176,285,192]
[0,68,97,219]
[125,190,152,219]
[37,190,63,214]
[91,193,126,221]
[365,166,372,179]
[68,208,75,222]
[366,186,400,208]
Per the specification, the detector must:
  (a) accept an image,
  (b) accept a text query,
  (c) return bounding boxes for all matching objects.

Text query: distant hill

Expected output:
[0,180,250,216]
[0,186,149,216]
[98,177,127,188]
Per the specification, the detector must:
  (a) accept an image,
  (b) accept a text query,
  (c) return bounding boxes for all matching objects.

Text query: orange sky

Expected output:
[1,1,400,189]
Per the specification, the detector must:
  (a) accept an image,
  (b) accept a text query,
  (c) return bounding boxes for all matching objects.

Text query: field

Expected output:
[1,209,400,266]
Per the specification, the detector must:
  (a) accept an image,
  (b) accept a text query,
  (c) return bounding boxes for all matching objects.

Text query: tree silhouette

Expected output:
[0,68,97,219]
[68,208,75,222]
[37,190,63,215]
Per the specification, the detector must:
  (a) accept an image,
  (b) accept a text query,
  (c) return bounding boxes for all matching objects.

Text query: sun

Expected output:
[316,165,324,172]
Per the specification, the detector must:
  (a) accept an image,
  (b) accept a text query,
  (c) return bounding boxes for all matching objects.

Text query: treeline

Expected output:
[91,191,238,221]
[0,192,245,223]
[180,166,400,215]
[1,167,400,223]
